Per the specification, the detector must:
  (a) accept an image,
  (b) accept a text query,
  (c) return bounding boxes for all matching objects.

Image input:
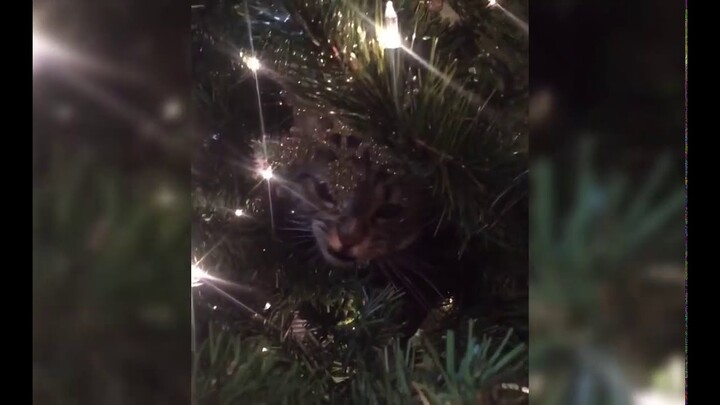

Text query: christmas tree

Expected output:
[191,0,529,402]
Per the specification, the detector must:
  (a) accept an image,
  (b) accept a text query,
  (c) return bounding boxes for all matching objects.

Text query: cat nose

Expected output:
[337,218,364,246]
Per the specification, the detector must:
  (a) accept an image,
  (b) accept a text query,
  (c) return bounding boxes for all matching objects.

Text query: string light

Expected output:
[259,166,274,180]
[33,31,60,71]
[379,1,401,49]
[261,347,269,352]
[244,56,261,72]
[264,302,272,310]
[33,33,51,59]
[192,264,208,287]
[488,0,497,6]
[234,208,244,217]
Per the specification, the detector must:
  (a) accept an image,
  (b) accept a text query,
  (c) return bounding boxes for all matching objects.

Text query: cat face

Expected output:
[284,134,424,267]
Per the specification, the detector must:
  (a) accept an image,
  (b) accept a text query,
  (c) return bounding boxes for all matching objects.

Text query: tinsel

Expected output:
[253,107,403,202]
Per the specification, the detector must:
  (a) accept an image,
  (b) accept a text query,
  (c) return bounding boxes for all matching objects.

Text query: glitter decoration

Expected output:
[252,108,403,202]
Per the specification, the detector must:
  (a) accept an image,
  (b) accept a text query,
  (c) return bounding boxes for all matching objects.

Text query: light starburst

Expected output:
[259,166,274,180]
[191,264,209,287]
[379,1,401,49]
[245,56,261,72]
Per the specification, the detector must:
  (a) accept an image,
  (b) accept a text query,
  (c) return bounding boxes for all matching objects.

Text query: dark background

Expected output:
[531,1,684,169]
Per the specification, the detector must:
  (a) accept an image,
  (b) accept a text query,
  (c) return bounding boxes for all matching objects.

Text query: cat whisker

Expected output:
[279,227,313,232]
[287,236,314,242]
[283,221,309,228]
[279,228,313,238]
[285,215,309,223]
[378,265,399,292]
[288,238,314,248]
[390,265,431,309]
[277,183,321,211]
[405,265,444,301]
[379,261,431,311]
[288,235,315,242]
[391,255,445,304]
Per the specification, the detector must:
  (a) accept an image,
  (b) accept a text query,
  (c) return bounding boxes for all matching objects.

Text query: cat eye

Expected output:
[315,181,335,203]
[373,203,403,220]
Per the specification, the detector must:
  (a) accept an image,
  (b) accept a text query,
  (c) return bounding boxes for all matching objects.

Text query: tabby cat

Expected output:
[266,111,427,267]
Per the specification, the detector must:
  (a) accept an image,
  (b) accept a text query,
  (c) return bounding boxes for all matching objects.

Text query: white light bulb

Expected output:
[191,264,207,287]
[33,33,50,57]
[261,347,269,352]
[33,32,57,70]
[234,209,244,217]
[245,56,261,72]
[264,302,272,310]
[380,1,401,49]
[260,166,274,180]
[488,0,497,6]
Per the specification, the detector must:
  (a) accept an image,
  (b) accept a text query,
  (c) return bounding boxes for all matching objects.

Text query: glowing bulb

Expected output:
[161,98,183,121]
[33,32,57,70]
[245,56,261,72]
[385,1,398,20]
[488,0,497,6]
[259,166,274,180]
[379,1,401,49]
[261,347,269,352]
[33,33,50,58]
[264,302,272,310]
[191,264,207,287]
[234,209,244,217]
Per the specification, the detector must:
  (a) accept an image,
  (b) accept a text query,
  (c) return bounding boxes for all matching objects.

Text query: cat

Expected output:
[262,110,427,267]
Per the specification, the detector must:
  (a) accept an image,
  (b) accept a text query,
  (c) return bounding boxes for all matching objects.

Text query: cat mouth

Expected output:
[311,220,358,266]
[326,248,356,265]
